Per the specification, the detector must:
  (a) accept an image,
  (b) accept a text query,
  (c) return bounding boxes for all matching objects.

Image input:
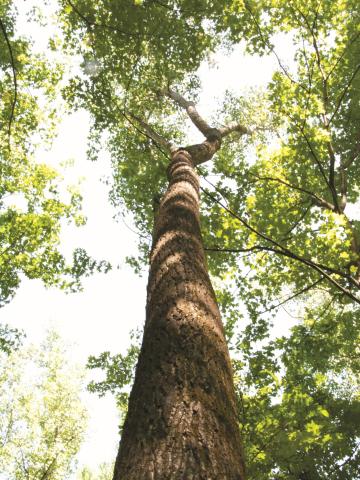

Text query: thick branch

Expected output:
[160,88,250,148]
[219,122,250,137]
[157,88,250,165]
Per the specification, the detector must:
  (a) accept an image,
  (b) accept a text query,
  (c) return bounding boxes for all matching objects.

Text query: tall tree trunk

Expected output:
[113,149,245,480]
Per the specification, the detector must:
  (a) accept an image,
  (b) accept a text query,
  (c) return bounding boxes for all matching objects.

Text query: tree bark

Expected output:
[113,149,245,479]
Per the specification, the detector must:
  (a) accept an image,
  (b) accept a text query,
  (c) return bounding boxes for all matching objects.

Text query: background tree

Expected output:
[0,0,110,311]
[0,1,112,359]
[77,462,114,480]
[0,330,88,480]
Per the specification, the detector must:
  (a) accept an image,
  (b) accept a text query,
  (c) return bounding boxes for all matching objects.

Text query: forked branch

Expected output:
[125,87,251,166]
[159,87,250,141]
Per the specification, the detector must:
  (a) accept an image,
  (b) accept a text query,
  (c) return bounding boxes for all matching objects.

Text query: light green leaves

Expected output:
[0,331,88,480]
[0,1,110,307]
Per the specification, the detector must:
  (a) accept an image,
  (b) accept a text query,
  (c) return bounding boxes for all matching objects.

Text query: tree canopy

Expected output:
[1,0,359,478]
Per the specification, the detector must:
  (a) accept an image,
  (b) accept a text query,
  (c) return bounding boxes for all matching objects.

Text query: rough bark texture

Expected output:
[113,150,245,480]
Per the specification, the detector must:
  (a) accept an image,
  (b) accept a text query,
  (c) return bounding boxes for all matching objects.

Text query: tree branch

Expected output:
[281,202,312,239]
[159,87,213,136]
[257,277,324,315]
[326,32,360,80]
[329,63,360,125]
[0,18,17,148]
[248,173,336,211]
[124,111,175,153]
[307,24,339,209]
[299,125,340,208]
[201,186,360,304]
[329,443,360,476]
[343,128,360,170]
[218,122,250,137]
[160,87,250,145]
[245,3,309,93]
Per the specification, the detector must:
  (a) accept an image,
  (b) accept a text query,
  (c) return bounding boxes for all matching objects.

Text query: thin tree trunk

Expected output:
[113,149,245,480]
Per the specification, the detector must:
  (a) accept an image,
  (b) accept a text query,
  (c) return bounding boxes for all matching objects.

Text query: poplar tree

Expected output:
[60,0,360,478]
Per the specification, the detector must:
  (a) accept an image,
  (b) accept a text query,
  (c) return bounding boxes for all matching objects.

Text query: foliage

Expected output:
[87,330,141,433]
[77,462,114,480]
[0,1,111,310]
[0,323,24,354]
[0,330,88,480]
[231,294,360,479]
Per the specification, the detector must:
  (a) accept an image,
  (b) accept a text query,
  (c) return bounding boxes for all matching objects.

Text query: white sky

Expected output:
[1,2,299,476]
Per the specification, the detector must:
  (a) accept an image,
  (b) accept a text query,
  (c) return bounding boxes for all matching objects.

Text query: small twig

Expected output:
[248,173,335,211]
[121,111,171,160]
[257,278,324,314]
[343,128,360,170]
[245,3,309,93]
[281,202,312,239]
[326,32,360,80]
[329,63,360,125]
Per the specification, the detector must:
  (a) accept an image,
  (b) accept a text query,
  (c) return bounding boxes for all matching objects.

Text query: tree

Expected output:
[59,1,250,477]
[0,330,88,480]
[58,0,360,478]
